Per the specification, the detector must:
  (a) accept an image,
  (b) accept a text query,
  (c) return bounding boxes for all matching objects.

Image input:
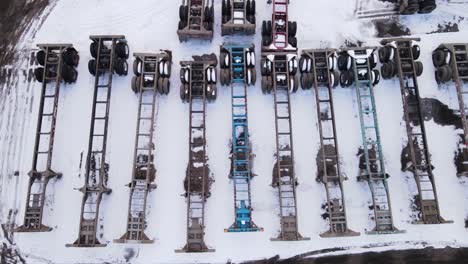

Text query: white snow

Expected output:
[1,0,468,263]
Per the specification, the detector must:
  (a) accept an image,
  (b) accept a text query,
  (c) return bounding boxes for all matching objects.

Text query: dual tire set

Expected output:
[87,41,129,76]
[131,58,171,94]
[219,49,256,86]
[180,65,218,102]
[261,20,297,48]
[339,52,380,88]
[221,0,256,24]
[178,3,214,31]
[379,44,423,80]
[400,0,437,15]
[299,54,340,89]
[431,48,466,84]
[34,48,79,84]
[260,56,299,94]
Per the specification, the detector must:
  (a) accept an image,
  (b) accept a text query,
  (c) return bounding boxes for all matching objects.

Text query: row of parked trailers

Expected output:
[14,0,468,254]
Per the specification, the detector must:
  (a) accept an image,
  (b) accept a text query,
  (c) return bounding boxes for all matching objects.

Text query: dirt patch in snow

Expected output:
[374,19,411,38]
[0,0,51,75]
[428,22,460,34]
[244,247,468,263]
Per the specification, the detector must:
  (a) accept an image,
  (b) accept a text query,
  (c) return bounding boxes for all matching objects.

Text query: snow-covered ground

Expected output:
[2,0,468,263]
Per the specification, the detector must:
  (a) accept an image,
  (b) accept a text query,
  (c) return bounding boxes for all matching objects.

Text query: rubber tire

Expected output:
[338,54,350,71]
[340,70,354,87]
[288,36,297,48]
[369,52,377,69]
[62,65,78,83]
[436,65,452,83]
[115,42,129,59]
[133,58,142,76]
[90,42,98,58]
[266,21,272,36]
[412,45,421,60]
[414,61,423,77]
[179,5,188,21]
[262,35,272,47]
[178,20,187,30]
[402,1,419,15]
[372,69,380,86]
[34,67,45,82]
[36,50,45,66]
[379,46,393,63]
[222,0,227,16]
[419,0,436,14]
[432,49,448,67]
[381,62,394,79]
[180,84,188,102]
[288,21,297,37]
[114,58,128,76]
[249,68,256,86]
[88,59,97,76]
[162,78,170,95]
[249,0,256,16]
[131,76,140,93]
[63,48,79,67]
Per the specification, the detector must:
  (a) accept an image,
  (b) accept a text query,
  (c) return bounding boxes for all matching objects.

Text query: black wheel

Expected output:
[262,21,267,36]
[88,59,97,76]
[249,0,256,16]
[330,71,340,88]
[204,6,210,22]
[300,74,307,90]
[288,36,297,48]
[63,48,79,67]
[414,61,423,77]
[262,35,272,47]
[181,67,190,84]
[34,67,45,82]
[133,58,142,76]
[432,49,449,67]
[381,62,394,79]
[307,73,314,88]
[338,54,351,71]
[378,46,394,63]
[412,45,421,60]
[372,69,380,86]
[222,0,227,16]
[436,65,453,83]
[62,64,78,83]
[369,52,377,69]
[203,22,213,31]
[162,78,170,95]
[114,58,128,76]
[90,42,98,58]
[288,21,297,37]
[178,20,187,30]
[288,58,297,75]
[220,52,229,68]
[419,0,436,14]
[248,68,256,86]
[180,84,188,101]
[226,0,232,17]
[36,50,45,66]
[401,1,419,15]
[267,75,273,93]
[261,76,268,93]
[131,76,141,93]
[115,42,129,59]
[339,70,354,87]
[266,21,272,36]
[299,56,308,73]
[157,77,164,94]
[179,5,188,21]
[290,75,299,93]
